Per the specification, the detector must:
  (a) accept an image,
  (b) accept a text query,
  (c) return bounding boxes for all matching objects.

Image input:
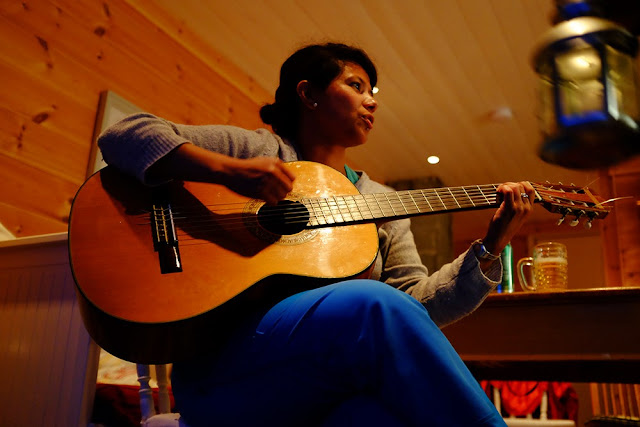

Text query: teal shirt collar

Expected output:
[344,164,360,184]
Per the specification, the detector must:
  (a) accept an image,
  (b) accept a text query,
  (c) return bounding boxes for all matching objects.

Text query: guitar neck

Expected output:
[304,183,518,227]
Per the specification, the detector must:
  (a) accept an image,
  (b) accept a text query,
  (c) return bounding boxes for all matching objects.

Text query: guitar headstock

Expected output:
[531,182,612,228]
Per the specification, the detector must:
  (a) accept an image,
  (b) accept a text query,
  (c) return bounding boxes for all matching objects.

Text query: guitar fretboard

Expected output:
[304,184,501,227]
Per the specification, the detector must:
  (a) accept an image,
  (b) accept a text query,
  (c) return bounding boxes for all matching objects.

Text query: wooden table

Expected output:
[442,287,640,383]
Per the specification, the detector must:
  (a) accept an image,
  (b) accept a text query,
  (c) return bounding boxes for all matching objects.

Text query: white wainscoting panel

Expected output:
[0,233,99,427]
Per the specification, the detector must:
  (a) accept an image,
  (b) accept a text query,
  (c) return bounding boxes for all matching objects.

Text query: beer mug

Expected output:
[517,242,568,291]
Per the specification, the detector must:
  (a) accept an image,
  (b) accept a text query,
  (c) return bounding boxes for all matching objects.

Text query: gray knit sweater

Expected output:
[98,113,501,327]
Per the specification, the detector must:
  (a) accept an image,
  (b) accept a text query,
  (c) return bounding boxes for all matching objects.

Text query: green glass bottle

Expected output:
[497,242,514,293]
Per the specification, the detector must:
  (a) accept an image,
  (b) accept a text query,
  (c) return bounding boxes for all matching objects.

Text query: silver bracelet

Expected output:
[473,239,500,261]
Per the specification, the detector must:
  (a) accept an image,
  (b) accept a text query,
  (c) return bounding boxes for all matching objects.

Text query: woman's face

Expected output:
[312,62,378,147]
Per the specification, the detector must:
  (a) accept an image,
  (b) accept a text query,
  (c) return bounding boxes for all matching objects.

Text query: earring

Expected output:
[313,102,318,108]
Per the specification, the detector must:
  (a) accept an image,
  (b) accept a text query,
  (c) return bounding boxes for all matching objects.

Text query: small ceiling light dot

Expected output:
[427,155,440,164]
[489,106,513,121]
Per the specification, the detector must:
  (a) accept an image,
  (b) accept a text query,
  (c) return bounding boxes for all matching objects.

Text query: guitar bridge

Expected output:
[151,199,182,274]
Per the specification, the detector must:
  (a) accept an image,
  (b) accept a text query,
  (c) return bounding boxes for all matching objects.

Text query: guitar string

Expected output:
[151,184,505,220]
[149,189,510,237]
[147,186,504,223]
[149,184,605,242]
[143,182,602,235]
[146,181,589,219]
[148,187,598,233]
[150,194,503,242]
[153,192,504,240]
[146,188,500,216]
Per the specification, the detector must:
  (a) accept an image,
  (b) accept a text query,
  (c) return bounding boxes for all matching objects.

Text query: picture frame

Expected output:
[87,90,142,178]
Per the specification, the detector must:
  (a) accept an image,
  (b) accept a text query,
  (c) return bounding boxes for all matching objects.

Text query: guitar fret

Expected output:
[354,195,368,220]
[477,185,490,205]
[398,193,411,215]
[395,192,414,214]
[369,194,385,219]
[336,196,353,222]
[433,189,447,211]
[330,196,342,223]
[418,190,434,212]
[321,198,336,224]
[406,191,421,214]
[344,195,362,221]
[358,195,372,219]
[461,187,475,207]
[310,199,321,225]
[448,188,462,209]
[329,196,343,223]
[304,199,318,226]
[384,193,398,216]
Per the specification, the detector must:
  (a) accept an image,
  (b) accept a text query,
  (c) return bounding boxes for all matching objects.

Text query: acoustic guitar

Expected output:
[68,161,611,363]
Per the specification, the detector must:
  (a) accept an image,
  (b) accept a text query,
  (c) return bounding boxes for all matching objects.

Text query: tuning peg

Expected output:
[557,208,570,225]
[557,214,566,225]
[556,207,572,225]
[584,212,599,229]
[570,210,585,227]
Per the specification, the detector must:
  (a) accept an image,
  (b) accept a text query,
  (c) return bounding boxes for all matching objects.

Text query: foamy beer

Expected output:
[517,242,568,291]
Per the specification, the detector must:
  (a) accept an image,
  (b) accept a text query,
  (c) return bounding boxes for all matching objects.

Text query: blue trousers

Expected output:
[172,280,505,426]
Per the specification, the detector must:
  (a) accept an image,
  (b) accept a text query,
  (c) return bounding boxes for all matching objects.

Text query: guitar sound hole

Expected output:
[257,200,309,236]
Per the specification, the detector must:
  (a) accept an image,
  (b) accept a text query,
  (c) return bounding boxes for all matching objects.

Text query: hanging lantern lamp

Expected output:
[531,2,640,169]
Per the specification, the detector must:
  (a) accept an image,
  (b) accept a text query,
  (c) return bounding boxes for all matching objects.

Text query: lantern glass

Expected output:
[555,44,605,121]
[605,44,640,121]
[536,61,557,138]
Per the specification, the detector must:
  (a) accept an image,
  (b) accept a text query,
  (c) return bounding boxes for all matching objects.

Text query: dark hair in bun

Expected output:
[260,43,377,139]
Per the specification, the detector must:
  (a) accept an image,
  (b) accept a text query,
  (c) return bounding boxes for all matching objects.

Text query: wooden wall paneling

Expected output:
[2,0,261,130]
[612,173,640,286]
[0,201,67,237]
[0,10,106,187]
[0,105,88,183]
[0,60,96,187]
[127,0,273,106]
[227,91,264,130]
[44,0,253,126]
[0,237,98,427]
[55,282,90,426]
[0,155,78,235]
[1,0,231,125]
[34,268,67,424]
[599,157,640,287]
[97,0,265,129]
[0,0,267,237]
[0,269,23,426]
[0,58,95,150]
[0,12,101,113]
[598,169,623,286]
[22,268,57,425]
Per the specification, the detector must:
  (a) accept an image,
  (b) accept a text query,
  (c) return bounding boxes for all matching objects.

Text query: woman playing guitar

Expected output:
[97,43,534,426]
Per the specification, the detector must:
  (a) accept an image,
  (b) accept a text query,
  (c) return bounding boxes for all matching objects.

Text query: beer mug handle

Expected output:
[517,257,536,291]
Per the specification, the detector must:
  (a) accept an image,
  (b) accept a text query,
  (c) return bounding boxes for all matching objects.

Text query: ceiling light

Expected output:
[489,106,513,121]
[427,155,440,164]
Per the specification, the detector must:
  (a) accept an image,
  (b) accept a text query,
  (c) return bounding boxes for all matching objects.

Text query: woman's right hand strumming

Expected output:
[147,142,295,205]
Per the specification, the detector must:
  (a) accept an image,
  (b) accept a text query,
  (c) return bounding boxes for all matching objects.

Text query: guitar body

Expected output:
[69,161,379,363]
